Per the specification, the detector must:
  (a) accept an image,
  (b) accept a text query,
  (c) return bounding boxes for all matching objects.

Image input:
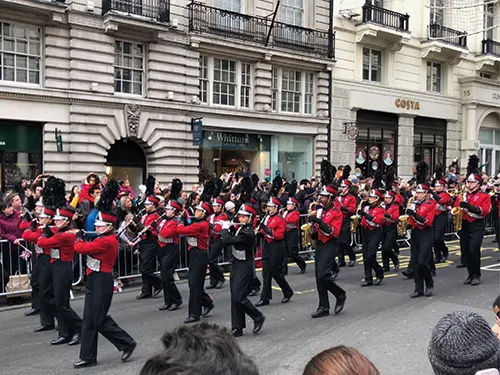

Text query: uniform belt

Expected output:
[467,212,482,219]
[437,205,447,211]
[87,255,101,272]
[50,248,60,259]
[286,224,296,229]
[34,245,43,254]
[158,235,174,244]
[366,220,380,227]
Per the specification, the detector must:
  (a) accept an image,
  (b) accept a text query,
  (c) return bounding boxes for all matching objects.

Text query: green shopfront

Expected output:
[199,130,314,181]
[0,121,42,192]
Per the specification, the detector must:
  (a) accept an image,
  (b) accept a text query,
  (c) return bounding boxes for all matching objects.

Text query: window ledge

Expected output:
[0,81,41,90]
[113,92,144,99]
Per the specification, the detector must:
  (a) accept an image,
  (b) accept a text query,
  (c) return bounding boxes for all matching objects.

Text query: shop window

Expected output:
[271,134,313,181]
[271,67,315,115]
[479,127,500,176]
[362,48,382,83]
[0,21,41,85]
[426,61,442,93]
[114,40,143,95]
[280,0,304,26]
[198,55,252,109]
[413,118,447,175]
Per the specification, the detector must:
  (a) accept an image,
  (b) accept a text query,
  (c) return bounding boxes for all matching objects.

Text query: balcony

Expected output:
[476,38,500,70]
[102,0,169,22]
[482,39,500,57]
[361,3,409,32]
[0,0,66,23]
[187,2,334,59]
[428,24,467,48]
[421,24,468,65]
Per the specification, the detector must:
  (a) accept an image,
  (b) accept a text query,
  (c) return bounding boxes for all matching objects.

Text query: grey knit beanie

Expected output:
[428,310,500,375]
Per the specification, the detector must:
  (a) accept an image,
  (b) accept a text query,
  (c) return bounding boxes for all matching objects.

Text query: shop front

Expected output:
[0,121,43,192]
[199,130,314,182]
[413,117,447,175]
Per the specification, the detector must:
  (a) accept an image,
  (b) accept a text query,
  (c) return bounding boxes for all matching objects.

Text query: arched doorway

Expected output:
[106,138,146,194]
[478,111,500,177]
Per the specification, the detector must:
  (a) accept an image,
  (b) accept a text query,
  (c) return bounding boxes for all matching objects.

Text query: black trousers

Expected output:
[362,227,384,282]
[260,241,293,302]
[188,248,213,318]
[139,242,162,296]
[159,246,182,306]
[433,213,448,260]
[411,227,434,293]
[338,219,356,263]
[381,224,399,268]
[315,239,346,311]
[231,258,263,330]
[459,219,486,279]
[80,272,135,361]
[284,230,306,271]
[496,215,499,250]
[208,238,225,286]
[48,261,82,338]
[32,255,54,327]
[30,254,40,311]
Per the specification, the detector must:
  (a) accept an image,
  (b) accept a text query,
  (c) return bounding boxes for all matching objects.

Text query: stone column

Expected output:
[460,104,479,166]
[446,120,461,167]
[253,57,272,112]
[397,114,415,178]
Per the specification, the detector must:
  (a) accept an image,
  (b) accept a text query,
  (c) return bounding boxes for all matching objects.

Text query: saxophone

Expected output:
[398,196,413,236]
[451,186,465,232]
[301,199,321,248]
[350,200,363,233]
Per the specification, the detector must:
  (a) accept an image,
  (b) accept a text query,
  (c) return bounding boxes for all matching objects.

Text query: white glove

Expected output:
[222,221,231,230]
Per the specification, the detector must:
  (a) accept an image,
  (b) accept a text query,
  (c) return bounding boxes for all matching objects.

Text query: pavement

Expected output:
[0,237,499,375]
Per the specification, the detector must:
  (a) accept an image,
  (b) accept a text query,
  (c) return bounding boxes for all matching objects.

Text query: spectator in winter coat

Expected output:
[0,200,23,286]
[78,173,100,204]
[119,179,135,199]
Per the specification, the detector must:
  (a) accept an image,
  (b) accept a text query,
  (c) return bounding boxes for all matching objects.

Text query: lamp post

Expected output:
[55,128,63,152]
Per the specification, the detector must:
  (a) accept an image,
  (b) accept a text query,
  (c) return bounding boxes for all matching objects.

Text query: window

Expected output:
[215,0,240,12]
[0,22,41,84]
[198,55,252,109]
[362,48,382,82]
[114,40,143,95]
[479,71,493,79]
[479,128,500,176]
[484,1,495,40]
[426,61,442,92]
[430,0,444,24]
[271,67,314,115]
[280,0,304,26]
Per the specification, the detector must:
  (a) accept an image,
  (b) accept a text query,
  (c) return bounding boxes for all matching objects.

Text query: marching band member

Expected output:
[382,191,400,272]
[455,155,491,286]
[37,205,82,346]
[135,177,163,300]
[494,181,500,250]
[177,184,215,324]
[22,207,56,332]
[157,179,184,312]
[282,197,306,274]
[221,203,265,337]
[73,180,136,368]
[359,189,385,287]
[337,176,357,268]
[256,176,293,307]
[430,168,451,263]
[309,184,346,318]
[407,178,436,298]
[207,197,228,289]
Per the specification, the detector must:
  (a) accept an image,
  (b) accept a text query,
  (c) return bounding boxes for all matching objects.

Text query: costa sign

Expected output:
[395,98,420,110]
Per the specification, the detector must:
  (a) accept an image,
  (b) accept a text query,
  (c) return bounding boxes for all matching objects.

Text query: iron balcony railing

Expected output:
[361,3,409,32]
[482,38,500,57]
[102,0,170,23]
[428,23,467,48]
[187,1,334,59]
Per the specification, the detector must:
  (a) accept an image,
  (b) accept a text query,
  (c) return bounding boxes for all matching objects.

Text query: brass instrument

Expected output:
[398,196,413,236]
[448,189,457,198]
[451,186,465,232]
[350,200,363,233]
[301,201,320,248]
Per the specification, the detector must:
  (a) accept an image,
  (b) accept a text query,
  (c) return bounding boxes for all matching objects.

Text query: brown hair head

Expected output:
[303,346,379,375]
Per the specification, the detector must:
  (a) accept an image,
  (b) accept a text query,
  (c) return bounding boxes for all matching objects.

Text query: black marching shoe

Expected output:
[281,293,293,304]
[311,308,329,318]
[425,287,433,297]
[470,277,481,286]
[73,359,97,368]
[68,333,81,346]
[136,293,151,300]
[121,342,137,362]
[184,316,200,324]
[348,259,356,267]
[382,266,390,272]
[168,301,183,311]
[24,308,40,317]
[255,300,269,307]
[402,271,413,279]
[374,276,383,286]
[334,295,346,314]
[159,304,172,311]
[456,262,466,268]
[232,328,243,337]
[248,287,260,297]
[206,283,217,290]
[51,336,71,345]
[34,324,55,333]
[360,280,373,287]
[394,261,400,271]
[464,276,473,285]
[152,286,163,298]
[202,303,214,317]
[216,280,225,289]
[253,316,265,334]
[300,264,307,274]
[410,291,423,298]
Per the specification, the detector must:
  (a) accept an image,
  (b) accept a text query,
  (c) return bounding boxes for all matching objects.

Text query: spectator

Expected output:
[79,173,100,204]
[493,295,500,341]
[120,179,135,199]
[428,310,500,375]
[68,185,80,208]
[0,199,23,287]
[139,322,259,375]
[303,345,379,375]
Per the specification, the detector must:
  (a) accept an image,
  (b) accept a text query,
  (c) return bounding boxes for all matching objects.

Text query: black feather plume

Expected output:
[96,179,120,213]
[416,161,429,184]
[251,174,259,189]
[434,164,444,182]
[385,168,395,188]
[200,179,215,202]
[239,177,254,204]
[213,178,223,198]
[145,175,156,196]
[466,154,480,176]
[373,170,383,189]
[270,176,282,198]
[170,178,183,201]
[42,176,66,210]
[342,165,351,181]
[321,160,334,186]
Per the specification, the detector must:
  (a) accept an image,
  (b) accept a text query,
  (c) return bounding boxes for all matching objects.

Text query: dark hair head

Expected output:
[303,346,379,375]
[140,323,259,375]
[0,200,8,212]
[87,173,100,185]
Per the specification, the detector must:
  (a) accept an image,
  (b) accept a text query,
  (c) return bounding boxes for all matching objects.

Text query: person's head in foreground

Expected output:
[303,345,379,375]
[493,295,500,340]
[139,322,259,375]
[428,310,500,375]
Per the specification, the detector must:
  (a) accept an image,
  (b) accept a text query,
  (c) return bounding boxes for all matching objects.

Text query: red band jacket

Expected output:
[361,205,386,230]
[22,227,47,257]
[315,206,342,244]
[158,218,180,247]
[37,229,76,263]
[260,214,285,243]
[177,220,209,251]
[454,190,492,223]
[337,194,357,220]
[282,210,300,231]
[75,232,117,275]
[141,212,160,240]
[384,204,399,226]
[394,193,404,207]
[433,191,452,216]
[209,212,228,239]
[408,199,436,230]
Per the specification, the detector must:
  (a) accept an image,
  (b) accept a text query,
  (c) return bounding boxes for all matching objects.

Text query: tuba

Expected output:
[451,186,465,232]
[398,196,413,236]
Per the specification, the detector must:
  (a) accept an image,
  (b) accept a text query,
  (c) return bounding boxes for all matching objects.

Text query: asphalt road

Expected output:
[1,237,499,375]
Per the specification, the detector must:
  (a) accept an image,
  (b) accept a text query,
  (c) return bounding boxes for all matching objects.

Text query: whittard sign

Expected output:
[204,131,260,151]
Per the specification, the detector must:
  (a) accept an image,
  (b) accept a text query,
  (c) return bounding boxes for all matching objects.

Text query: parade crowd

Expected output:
[0,154,499,373]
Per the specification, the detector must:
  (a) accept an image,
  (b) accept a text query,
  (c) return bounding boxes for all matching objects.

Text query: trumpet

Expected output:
[448,189,457,198]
